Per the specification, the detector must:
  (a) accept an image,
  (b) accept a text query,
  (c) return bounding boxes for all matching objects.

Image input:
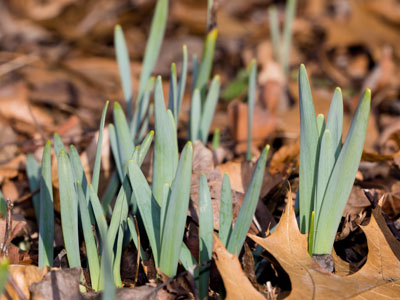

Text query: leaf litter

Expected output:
[1,0,400,299]
[249,191,400,299]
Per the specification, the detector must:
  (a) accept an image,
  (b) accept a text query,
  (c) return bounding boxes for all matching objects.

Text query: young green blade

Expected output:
[212,128,220,150]
[326,88,343,159]
[192,55,199,93]
[315,130,334,228]
[88,184,108,242]
[195,28,218,96]
[92,101,109,194]
[168,63,178,124]
[132,77,155,140]
[107,176,130,253]
[101,171,120,216]
[308,210,315,256]
[77,182,100,290]
[268,6,280,62]
[38,141,54,268]
[127,216,147,260]
[152,76,178,205]
[190,89,201,142]
[199,75,220,144]
[26,153,40,221]
[137,0,168,102]
[159,142,193,277]
[298,64,319,234]
[100,227,116,300]
[114,26,133,120]
[227,145,269,254]
[132,145,140,166]
[314,113,325,224]
[281,0,297,75]
[198,174,213,300]
[313,89,371,254]
[57,150,81,268]
[0,192,6,218]
[177,45,188,118]
[316,114,325,135]
[160,183,170,238]
[137,130,154,167]
[69,145,89,200]
[128,160,161,266]
[219,173,233,246]
[113,102,135,171]
[53,133,66,154]
[0,258,9,295]
[138,103,154,142]
[246,60,257,161]
[109,124,123,181]
[220,68,249,101]
[179,242,197,270]
[113,224,124,287]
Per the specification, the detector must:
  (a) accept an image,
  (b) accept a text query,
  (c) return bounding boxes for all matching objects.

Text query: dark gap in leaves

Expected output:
[334,226,368,274]
[256,249,291,298]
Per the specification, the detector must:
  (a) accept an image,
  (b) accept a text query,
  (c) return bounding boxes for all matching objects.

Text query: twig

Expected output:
[364,189,400,241]
[148,260,211,299]
[133,216,140,285]
[16,188,40,203]
[0,54,39,78]
[7,273,28,300]
[1,199,14,256]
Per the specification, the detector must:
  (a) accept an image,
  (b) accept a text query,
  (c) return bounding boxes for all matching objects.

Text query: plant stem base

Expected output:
[312,254,334,273]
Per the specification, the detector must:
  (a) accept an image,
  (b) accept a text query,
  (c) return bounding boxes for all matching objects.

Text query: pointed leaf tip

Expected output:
[114,101,122,109]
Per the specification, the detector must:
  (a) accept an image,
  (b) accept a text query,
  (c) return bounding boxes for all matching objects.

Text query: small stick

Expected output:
[7,273,28,300]
[148,260,211,299]
[1,199,14,256]
[133,216,140,285]
[364,189,400,241]
[16,188,39,203]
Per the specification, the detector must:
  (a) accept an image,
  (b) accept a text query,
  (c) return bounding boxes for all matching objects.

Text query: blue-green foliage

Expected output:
[298,65,371,255]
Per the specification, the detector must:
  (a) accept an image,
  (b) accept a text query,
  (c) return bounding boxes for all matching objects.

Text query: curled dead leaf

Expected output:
[30,267,82,300]
[1,264,48,300]
[213,235,265,300]
[249,191,400,299]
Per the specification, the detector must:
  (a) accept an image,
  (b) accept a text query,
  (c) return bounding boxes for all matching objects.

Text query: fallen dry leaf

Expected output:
[216,159,283,199]
[82,285,175,300]
[250,191,400,299]
[0,82,55,136]
[2,264,48,300]
[190,141,241,230]
[0,212,28,245]
[30,267,82,300]
[0,120,18,164]
[322,0,400,59]
[269,141,299,175]
[213,235,265,300]
[8,0,77,21]
[337,186,371,241]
